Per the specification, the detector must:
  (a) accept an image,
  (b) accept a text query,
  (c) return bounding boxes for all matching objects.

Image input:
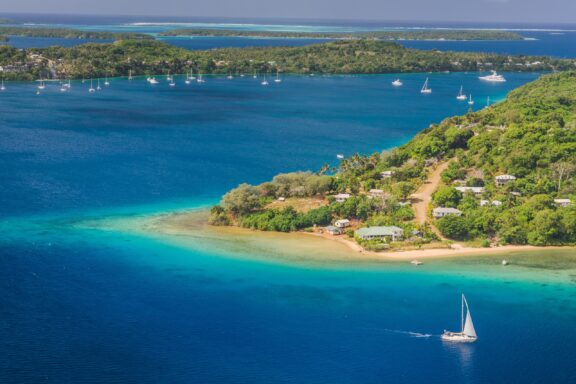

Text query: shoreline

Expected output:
[119,208,574,263]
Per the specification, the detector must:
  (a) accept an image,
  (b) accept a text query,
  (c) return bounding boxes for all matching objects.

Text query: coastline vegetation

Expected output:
[0,39,573,81]
[211,71,576,249]
[160,28,525,41]
[0,27,153,41]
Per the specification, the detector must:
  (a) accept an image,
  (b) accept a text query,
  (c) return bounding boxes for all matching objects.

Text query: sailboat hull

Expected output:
[441,331,477,343]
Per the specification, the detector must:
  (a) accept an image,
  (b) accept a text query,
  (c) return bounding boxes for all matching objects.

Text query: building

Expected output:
[355,226,404,241]
[325,226,343,235]
[381,170,395,179]
[491,200,503,206]
[368,189,387,198]
[455,186,484,195]
[495,174,516,186]
[334,193,351,203]
[433,207,463,218]
[554,199,572,207]
[334,219,351,228]
[480,200,489,207]
[277,197,286,202]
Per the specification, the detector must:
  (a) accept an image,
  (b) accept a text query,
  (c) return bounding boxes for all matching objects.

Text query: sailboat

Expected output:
[420,78,432,94]
[456,86,467,100]
[89,79,96,93]
[128,69,133,81]
[197,74,205,83]
[104,75,110,87]
[274,70,282,83]
[442,294,477,343]
[392,78,403,87]
[1,78,5,91]
[468,94,474,105]
[253,71,257,79]
[486,96,491,107]
[96,79,102,91]
[261,75,269,86]
[37,78,46,90]
[227,73,234,80]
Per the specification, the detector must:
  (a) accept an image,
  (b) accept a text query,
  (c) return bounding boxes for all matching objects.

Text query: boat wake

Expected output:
[381,329,434,338]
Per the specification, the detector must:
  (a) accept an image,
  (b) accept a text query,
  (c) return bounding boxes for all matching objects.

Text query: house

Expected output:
[334,219,351,228]
[495,174,516,186]
[334,193,351,203]
[510,191,522,197]
[480,200,489,207]
[355,226,404,241]
[369,189,387,198]
[325,226,343,235]
[381,170,395,179]
[277,197,286,202]
[455,186,484,195]
[398,201,411,207]
[433,207,463,218]
[554,199,572,207]
[491,200,503,207]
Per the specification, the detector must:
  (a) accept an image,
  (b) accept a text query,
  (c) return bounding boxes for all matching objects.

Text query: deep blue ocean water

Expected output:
[1,15,576,384]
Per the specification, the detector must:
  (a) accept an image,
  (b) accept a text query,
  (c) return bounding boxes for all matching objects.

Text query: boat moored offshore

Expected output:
[442,294,478,343]
[479,71,507,82]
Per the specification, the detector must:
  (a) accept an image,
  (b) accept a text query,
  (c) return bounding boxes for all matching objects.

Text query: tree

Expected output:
[552,161,576,192]
[432,186,462,207]
[221,183,262,216]
[437,216,470,240]
[394,181,416,200]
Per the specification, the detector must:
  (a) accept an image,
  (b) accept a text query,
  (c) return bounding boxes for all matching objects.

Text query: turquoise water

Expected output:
[1,68,575,382]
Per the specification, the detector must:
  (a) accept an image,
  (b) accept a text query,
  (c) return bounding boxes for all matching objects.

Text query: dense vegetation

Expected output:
[0,27,153,41]
[212,71,576,248]
[160,28,525,41]
[0,39,573,81]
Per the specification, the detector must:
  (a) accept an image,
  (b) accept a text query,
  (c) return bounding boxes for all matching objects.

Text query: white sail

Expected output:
[463,296,477,338]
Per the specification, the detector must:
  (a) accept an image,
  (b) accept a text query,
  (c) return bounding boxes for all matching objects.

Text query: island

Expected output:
[159,28,526,41]
[206,71,576,255]
[0,26,153,42]
[0,39,573,81]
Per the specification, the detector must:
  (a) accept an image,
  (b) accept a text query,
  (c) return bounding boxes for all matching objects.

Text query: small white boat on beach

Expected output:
[456,86,467,100]
[479,71,506,83]
[420,78,432,94]
[502,259,509,266]
[392,79,403,87]
[442,294,477,343]
[410,260,423,266]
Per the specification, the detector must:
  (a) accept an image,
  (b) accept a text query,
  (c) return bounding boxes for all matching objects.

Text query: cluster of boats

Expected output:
[392,71,506,105]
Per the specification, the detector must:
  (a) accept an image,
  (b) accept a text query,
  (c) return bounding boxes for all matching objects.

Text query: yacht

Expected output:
[104,76,110,87]
[148,77,159,85]
[456,86,467,100]
[253,71,257,79]
[274,70,282,83]
[392,79,403,87]
[442,294,477,343]
[128,69,133,81]
[479,71,506,82]
[227,74,234,80]
[37,79,46,90]
[197,74,205,83]
[89,79,96,93]
[96,79,102,91]
[261,75,269,86]
[336,154,345,159]
[1,79,5,91]
[420,78,432,94]
[468,94,474,105]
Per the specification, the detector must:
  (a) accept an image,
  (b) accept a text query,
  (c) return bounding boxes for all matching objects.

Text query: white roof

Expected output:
[433,207,462,214]
[455,186,484,193]
[334,193,351,198]
[335,219,350,224]
[495,174,516,180]
[554,199,571,203]
[369,189,385,194]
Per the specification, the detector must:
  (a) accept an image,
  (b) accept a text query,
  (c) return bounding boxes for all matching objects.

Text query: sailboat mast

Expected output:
[461,294,465,333]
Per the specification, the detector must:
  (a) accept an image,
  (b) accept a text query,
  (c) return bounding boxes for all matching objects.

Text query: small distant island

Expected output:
[0,39,573,81]
[159,28,526,41]
[209,71,576,253]
[0,26,153,42]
